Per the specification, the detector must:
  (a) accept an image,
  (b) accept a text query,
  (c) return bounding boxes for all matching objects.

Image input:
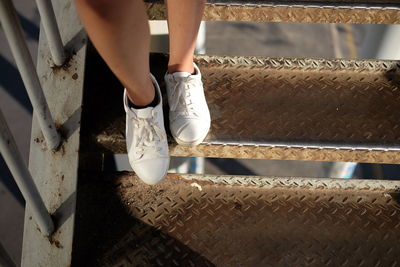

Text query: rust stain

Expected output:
[50,54,77,75]
[34,137,43,143]
[49,236,64,249]
[51,60,72,74]
[55,121,69,143]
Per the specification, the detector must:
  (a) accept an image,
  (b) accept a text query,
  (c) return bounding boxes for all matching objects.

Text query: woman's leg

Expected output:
[74,0,169,185]
[74,0,154,106]
[165,0,206,73]
[164,0,210,145]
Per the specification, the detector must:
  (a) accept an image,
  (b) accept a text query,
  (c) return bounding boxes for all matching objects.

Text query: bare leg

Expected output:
[74,0,154,106]
[165,0,206,73]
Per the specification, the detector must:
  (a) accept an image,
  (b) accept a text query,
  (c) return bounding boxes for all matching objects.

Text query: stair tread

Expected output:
[144,0,400,24]
[146,0,400,6]
[72,172,400,266]
[80,52,400,164]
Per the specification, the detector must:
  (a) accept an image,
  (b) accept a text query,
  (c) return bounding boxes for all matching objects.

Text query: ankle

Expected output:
[128,90,158,109]
[126,78,155,106]
[168,63,195,74]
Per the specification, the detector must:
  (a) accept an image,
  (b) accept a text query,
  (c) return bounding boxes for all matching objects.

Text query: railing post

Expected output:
[35,0,66,66]
[0,0,61,150]
[0,108,54,236]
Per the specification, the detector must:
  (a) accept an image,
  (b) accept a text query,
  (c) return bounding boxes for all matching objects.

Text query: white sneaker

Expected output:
[123,74,169,184]
[164,63,211,146]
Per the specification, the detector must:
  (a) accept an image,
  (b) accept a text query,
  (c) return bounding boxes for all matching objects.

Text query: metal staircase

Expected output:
[82,53,400,164]
[74,48,400,266]
[1,0,399,266]
[73,173,400,266]
[72,1,400,265]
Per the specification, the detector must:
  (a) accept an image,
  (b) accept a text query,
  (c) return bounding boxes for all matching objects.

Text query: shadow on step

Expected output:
[72,172,214,266]
[72,171,400,266]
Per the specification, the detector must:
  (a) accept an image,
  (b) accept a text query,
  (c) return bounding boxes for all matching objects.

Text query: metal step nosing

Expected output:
[96,135,400,152]
[146,0,400,10]
[173,173,400,191]
[196,54,400,71]
[209,3,400,11]
[202,141,400,152]
[145,1,400,24]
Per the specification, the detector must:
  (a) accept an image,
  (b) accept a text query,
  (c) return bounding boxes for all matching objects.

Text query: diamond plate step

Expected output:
[145,0,400,24]
[80,51,400,164]
[72,172,400,266]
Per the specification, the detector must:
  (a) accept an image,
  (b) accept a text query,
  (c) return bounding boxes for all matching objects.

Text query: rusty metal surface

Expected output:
[22,0,87,266]
[145,1,400,24]
[81,52,400,164]
[72,172,400,266]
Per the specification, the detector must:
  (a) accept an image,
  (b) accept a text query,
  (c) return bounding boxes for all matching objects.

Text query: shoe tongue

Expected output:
[135,107,153,119]
[172,72,191,79]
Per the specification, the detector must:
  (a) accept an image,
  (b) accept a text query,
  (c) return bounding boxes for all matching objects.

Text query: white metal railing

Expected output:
[0,109,54,235]
[0,0,66,244]
[0,0,61,150]
[35,0,66,66]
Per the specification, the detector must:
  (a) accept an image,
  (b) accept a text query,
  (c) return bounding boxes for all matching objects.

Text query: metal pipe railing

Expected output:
[35,0,66,66]
[0,0,61,151]
[0,108,54,237]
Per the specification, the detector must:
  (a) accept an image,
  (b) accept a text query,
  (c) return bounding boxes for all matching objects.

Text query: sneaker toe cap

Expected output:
[173,119,210,143]
[132,158,169,185]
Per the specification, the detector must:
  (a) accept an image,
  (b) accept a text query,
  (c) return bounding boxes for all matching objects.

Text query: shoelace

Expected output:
[131,112,165,159]
[169,77,201,117]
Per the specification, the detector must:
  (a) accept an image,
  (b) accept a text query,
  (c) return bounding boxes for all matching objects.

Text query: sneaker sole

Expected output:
[134,157,170,185]
[172,131,209,147]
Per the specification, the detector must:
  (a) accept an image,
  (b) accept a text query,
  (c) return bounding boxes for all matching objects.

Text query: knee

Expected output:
[196,0,206,6]
[75,0,137,18]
